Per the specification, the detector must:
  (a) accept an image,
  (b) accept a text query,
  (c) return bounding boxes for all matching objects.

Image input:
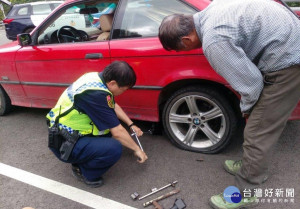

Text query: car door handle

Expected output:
[85,53,103,59]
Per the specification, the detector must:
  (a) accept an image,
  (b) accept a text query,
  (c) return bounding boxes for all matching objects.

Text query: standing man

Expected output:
[47,61,148,188]
[159,0,300,208]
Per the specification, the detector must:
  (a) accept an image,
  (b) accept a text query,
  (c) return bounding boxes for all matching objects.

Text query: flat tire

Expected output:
[162,86,237,153]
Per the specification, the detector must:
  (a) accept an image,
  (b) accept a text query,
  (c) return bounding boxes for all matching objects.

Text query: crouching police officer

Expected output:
[46,61,148,187]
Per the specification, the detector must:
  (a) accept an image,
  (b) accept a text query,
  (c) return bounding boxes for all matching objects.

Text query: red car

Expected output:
[0,0,299,153]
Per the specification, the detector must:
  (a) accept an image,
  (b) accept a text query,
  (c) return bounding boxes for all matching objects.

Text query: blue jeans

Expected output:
[51,135,122,181]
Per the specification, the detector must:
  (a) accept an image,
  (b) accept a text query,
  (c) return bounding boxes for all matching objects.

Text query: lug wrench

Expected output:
[139,180,178,200]
[131,127,144,151]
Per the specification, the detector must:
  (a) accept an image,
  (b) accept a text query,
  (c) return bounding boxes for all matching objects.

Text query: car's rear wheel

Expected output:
[162,86,237,153]
[0,86,12,116]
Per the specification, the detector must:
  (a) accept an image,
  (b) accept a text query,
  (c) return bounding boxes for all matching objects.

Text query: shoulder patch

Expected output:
[106,95,115,108]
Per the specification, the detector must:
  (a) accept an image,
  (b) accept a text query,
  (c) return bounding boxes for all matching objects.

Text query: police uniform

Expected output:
[47,72,122,182]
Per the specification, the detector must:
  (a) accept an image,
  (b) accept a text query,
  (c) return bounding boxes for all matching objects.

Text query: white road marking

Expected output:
[0,162,136,209]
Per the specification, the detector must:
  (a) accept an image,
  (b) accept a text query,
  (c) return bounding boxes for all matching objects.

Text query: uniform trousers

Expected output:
[235,65,300,193]
[51,135,122,181]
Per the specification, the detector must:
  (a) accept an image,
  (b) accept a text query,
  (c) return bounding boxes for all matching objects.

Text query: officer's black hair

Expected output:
[102,61,136,88]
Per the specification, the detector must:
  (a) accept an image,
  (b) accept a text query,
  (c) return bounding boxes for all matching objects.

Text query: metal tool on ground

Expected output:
[143,189,180,207]
[131,192,139,200]
[170,198,186,209]
[130,127,144,151]
[139,180,178,200]
[152,201,163,209]
[143,129,153,135]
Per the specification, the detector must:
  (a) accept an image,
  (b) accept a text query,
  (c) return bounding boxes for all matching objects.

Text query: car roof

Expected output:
[62,0,211,9]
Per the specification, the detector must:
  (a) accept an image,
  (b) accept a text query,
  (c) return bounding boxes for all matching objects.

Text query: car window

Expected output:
[17,6,29,16]
[37,0,118,45]
[32,4,52,15]
[112,0,197,39]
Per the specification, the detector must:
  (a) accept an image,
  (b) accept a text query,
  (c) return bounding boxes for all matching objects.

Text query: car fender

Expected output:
[156,67,240,115]
[0,43,24,102]
[158,67,228,88]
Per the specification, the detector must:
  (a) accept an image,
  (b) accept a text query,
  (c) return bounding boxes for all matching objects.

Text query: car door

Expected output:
[14,1,114,107]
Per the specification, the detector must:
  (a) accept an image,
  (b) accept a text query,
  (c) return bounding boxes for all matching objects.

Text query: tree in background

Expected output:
[286,2,300,7]
[0,3,10,21]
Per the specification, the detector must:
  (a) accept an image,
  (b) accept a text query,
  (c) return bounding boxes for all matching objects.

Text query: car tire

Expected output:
[162,86,237,153]
[0,86,12,116]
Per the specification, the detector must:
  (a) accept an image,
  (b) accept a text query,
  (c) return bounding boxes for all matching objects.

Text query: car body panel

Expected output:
[290,105,300,120]
[14,41,111,107]
[0,43,25,103]
[185,0,211,10]
[110,37,227,86]
[110,37,230,121]
[115,89,161,121]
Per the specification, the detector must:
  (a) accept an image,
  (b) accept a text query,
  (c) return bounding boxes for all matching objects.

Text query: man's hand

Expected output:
[111,124,148,163]
[131,125,143,137]
[134,149,148,163]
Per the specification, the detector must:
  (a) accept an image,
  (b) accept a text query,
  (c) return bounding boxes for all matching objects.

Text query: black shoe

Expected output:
[71,165,104,188]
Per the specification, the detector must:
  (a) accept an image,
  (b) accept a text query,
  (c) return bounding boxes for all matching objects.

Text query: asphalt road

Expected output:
[0,28,11,45]
[0,28,299,209]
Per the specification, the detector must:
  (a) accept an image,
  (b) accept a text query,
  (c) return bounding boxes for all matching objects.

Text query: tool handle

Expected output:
[143,189,180,207]
[139,181,178,200]
[131,127,144,151]
[152,201,163,209]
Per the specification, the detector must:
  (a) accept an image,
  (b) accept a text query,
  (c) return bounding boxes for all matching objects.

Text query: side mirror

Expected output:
[17,33,32,47]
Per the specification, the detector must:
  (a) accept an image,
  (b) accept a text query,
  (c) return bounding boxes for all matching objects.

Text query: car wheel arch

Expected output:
[158,79,240,116]
[0,85,13,116]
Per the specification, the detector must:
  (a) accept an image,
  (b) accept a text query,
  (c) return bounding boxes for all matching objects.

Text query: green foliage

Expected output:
[10,0,45,5]
[286,2,300,7]
[0,4,10,21]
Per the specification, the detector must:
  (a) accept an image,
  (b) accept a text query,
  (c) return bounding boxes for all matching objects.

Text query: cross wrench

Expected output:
[139,180,178,200]
[131,127,144,151]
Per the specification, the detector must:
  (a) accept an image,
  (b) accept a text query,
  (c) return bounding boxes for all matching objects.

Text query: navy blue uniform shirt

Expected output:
[74,88,120,132]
